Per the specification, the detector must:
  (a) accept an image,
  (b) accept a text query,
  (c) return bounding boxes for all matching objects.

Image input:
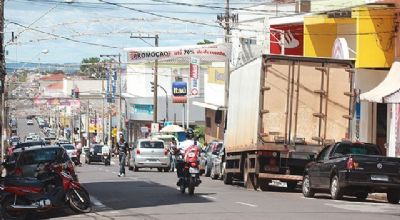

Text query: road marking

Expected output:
[201,195,217,200]
[111,171,118,174]
[235,202,258,207]
[90,196,106,208]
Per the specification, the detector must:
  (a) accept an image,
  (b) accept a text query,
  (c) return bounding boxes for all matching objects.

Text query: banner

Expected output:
[125,43,231,63]
[190,57,200,97]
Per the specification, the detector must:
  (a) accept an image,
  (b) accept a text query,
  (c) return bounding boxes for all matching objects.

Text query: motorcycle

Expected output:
[101,145,111,166]
[177,145,202,195]
[0,162,91,220]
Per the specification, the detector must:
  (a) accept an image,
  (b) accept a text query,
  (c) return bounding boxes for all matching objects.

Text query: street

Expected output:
[31,160,400,220]
[12,118,400,220]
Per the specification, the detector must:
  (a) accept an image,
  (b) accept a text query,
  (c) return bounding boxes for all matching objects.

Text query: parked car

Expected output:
[26,119,33,125]
[59,143,79,165]
[302,141,400,204]
[200,141,223,177]
[128,139,170,172]
[210,145,225,180]
[4,145,76,180]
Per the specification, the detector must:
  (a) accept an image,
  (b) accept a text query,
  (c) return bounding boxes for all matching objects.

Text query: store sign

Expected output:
[190,57,200,96]
[125,43,231,63]
[270,24,303,56]
[172,82,187,103]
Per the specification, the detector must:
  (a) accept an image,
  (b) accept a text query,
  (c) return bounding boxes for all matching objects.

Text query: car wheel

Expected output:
[330,175,343,200]
[302,175,315,198]
[157,168,163,172]
[164,167,170,172]
[387,190,400,204]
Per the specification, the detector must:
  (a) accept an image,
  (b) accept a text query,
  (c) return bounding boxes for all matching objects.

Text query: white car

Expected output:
[26,120,33,125]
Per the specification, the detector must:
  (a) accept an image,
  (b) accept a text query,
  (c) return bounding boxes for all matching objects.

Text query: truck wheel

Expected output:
[259,179,270,191]
[330,175,343,200]
[223,172,233,185]
[387,190,400,204]
[302,175,315,198]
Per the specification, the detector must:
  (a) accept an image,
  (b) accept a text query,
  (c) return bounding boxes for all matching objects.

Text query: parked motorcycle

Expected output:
[177,145,202,195]
[0,162,91,220]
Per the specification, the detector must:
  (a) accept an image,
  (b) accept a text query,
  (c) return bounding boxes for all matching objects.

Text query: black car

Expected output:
[4,145,76,179]
[302,141,400,204]
[85,144,107,164]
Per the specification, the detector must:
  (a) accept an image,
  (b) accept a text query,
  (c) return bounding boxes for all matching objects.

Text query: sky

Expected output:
[5,0,270,64]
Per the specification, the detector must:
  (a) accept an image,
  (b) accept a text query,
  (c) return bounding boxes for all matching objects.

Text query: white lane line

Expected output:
[235,202,258,208]
[90,196,106,208]
[201,195,217,200]
[111,171,118,174]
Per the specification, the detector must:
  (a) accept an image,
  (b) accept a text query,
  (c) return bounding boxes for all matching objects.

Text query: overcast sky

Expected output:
[5,0,270,64]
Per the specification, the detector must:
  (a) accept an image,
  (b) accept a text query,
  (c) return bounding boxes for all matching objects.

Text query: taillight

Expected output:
[346,157,358,170]
[164,149,168,156]
[191,162,197,167]
[136,149,140,155]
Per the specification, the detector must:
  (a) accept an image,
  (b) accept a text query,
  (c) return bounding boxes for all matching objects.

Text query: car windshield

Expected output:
[141,141,164,149]
[334,143,381,156]
[93,145,103,152]
[19,148,67,165]
[62,144,75,150]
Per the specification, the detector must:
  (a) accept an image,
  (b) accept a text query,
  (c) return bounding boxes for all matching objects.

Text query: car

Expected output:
[60,143,79,165]
[128,139,170,172]
[209,145,225,180]
[199,141,223,177]
[26,119,33,125]
[302,142,400,203]
[4,145,76,180]
[85,144,106,164]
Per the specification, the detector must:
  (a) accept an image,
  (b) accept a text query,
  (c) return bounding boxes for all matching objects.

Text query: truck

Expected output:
[223,55,355,191]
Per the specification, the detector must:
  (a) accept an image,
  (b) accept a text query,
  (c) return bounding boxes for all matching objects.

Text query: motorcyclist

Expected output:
[117,132,128,177]
[175,128,200,186]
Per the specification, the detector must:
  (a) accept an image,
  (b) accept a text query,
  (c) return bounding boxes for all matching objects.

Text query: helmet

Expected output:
[185,128,194,139]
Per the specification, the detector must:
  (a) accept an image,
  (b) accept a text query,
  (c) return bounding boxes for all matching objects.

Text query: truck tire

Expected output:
[223,172,233,185]
[387,190,400,204]
[330,175,343,200]
[302,175,315,198]
[259,179,270,191]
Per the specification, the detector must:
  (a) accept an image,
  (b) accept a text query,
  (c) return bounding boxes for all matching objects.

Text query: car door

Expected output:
[308,145,331,188]
[318,145,336,188]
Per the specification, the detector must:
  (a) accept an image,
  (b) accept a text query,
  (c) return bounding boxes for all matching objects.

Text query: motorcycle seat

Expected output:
[4,177,44,188]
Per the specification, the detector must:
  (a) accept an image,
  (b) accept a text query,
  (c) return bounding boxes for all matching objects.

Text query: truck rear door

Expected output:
[261,56,354,154]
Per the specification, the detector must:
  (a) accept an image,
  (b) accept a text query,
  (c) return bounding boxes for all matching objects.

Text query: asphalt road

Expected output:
[12,118,400,220]
[28,158,398,220]
[16,118,46,141]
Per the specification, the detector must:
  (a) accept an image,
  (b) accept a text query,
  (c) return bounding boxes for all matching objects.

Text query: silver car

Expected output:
[128,139,170,172]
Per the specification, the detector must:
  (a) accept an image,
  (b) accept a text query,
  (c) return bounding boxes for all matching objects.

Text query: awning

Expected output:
[360,61,400,103]
[192,101,226,111]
